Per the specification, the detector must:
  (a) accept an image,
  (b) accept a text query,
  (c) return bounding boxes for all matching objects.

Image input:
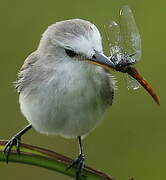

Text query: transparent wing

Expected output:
[104,20,123,64]
[119,5,142,62]
[104,6,142,90]
[124,73,141,90]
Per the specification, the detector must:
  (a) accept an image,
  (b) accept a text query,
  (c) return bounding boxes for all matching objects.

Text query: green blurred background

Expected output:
[0,0,165,180]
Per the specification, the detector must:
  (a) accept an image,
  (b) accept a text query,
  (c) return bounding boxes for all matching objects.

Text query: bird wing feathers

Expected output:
[14,51,39,93]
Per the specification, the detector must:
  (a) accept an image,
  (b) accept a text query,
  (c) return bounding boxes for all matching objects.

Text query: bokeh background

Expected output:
[0,0,165,180]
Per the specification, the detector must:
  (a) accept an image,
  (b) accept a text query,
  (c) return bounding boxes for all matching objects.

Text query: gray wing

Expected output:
[15,51,39,93]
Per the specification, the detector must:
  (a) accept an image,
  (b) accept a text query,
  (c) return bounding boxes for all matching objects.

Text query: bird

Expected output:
[4,19,117,180]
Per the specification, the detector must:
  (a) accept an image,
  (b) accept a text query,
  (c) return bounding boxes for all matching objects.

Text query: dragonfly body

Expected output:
[111,52,136,72]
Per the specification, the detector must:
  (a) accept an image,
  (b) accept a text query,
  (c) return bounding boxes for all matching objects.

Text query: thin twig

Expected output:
[0,140,115,180]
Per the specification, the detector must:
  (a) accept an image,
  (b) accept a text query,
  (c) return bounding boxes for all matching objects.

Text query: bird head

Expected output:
[37,18,115,69]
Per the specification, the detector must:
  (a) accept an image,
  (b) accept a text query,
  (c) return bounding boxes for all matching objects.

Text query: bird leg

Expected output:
[67,136,85,180]
[4,124,32,163]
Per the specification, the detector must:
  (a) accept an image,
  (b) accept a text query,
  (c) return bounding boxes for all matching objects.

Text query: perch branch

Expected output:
[0,140,115,180]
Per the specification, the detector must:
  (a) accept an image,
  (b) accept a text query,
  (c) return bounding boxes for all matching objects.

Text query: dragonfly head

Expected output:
[109,52,136,72]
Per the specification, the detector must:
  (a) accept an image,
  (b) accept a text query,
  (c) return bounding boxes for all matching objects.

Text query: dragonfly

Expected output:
[104,5,160,105]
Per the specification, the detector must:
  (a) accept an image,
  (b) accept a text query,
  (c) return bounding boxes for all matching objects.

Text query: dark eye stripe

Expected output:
[65,49,77,57]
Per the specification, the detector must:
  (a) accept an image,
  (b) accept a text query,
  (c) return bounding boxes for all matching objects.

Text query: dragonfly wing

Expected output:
[124,73,141,90]
[119,5,142,62]
[104,20,123,64]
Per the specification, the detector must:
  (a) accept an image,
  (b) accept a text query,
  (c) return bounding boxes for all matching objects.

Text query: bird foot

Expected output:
[4,135,21,163]
[66,153,85,180]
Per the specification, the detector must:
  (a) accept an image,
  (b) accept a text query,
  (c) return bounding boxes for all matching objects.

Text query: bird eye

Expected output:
[92,55,96,59]
[65,49,77,57]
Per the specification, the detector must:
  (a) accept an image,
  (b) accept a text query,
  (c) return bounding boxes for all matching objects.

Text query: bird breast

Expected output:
[19,60,114,138]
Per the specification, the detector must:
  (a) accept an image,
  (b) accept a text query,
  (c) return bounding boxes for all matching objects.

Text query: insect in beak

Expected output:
[88,51,160,105]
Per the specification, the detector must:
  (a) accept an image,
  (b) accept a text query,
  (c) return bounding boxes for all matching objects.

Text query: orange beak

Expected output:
[125,66,160,105]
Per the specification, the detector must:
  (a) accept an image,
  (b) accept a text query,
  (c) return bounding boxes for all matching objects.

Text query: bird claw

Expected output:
[66,153,85,180]
[4,135,21,163]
